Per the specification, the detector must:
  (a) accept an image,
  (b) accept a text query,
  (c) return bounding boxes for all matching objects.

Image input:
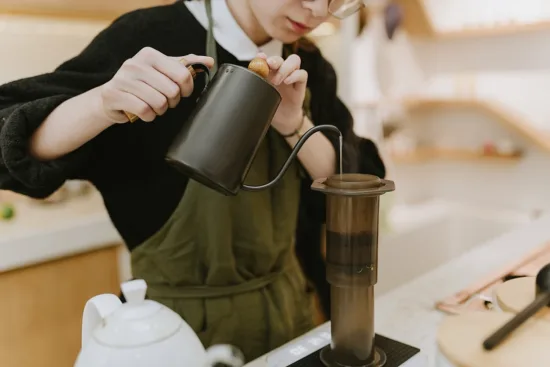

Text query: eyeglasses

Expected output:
[328,0,365,19]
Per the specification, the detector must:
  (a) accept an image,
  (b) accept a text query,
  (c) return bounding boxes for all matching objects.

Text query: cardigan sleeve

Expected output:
[298,46,386,222]
[0,11,146,198]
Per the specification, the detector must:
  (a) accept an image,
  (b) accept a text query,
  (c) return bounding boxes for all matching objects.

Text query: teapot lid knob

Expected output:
[121,279,147,303]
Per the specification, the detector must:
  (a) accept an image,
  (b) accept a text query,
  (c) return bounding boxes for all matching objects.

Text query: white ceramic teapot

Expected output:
[74,279,244,367]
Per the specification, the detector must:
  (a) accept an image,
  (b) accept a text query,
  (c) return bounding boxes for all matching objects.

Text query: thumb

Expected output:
[173,54,215,69]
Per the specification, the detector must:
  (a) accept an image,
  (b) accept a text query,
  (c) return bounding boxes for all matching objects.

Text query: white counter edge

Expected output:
[0,192,123,273]
[0,213,122,273]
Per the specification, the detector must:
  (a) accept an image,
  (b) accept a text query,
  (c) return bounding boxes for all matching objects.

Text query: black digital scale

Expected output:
[249,322,426,367]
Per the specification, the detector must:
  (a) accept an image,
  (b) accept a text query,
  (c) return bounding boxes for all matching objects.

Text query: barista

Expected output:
[0,0,385,361]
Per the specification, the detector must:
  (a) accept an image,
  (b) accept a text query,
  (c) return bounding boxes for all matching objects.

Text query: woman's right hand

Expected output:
[100,47,214,123]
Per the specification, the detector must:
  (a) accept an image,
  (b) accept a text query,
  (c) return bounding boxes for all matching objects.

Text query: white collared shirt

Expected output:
[184,0,283,61]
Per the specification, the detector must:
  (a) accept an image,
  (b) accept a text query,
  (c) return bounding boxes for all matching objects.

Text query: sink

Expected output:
[376,199,535,296]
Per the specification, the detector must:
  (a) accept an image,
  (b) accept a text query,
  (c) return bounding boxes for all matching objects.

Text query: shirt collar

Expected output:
[184,0,283,61]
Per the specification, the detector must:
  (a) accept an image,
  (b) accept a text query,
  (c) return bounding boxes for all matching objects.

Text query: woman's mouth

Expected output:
[287,18,311,34]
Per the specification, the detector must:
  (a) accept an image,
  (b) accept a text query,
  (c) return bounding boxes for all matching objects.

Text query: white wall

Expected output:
[352,26,550,131]
[423,0,550,33]
[0,15,108,83]
[392,110,550,213]
[410,30,550,132]
[347,1,550,214]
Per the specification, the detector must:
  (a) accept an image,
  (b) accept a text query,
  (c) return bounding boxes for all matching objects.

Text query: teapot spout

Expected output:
[241,124,342,192]
[81,294,122,348]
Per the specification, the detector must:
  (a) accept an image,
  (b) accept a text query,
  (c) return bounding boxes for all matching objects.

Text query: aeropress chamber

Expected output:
[312,174,395,367]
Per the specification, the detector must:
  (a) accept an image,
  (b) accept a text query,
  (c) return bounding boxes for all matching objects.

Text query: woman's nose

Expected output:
[302,0,329,18]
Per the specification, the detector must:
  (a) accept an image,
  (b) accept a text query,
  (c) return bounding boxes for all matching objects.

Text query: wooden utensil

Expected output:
[494,277,550,321]
[437,311,550,367]
[435,242,550,314]
[483,263,550,350]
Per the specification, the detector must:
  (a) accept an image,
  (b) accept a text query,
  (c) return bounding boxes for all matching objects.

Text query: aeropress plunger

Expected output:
[312,174,395,367]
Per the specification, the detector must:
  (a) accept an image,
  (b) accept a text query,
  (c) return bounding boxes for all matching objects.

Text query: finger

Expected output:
[138,50,206,98]
[116,92,157,123]
[175,54,216,69]
[125,80,169,117]
[266,56,284,72]
[137,70,181,108]
[176,55,215,96]
[149,56,195,97]
[272,54,301,85]
[284,69,308,87]
[136,47,213,70]
[255,52,268,60]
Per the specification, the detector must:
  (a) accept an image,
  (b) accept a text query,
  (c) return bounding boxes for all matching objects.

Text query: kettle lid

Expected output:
[93,280,183,347]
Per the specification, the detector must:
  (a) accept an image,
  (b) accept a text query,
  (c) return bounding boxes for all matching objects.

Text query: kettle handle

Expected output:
[123,62,211,123]
[242,124,342,192]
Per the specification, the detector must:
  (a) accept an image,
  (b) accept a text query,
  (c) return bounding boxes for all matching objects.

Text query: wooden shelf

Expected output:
[392,148,522,164]
[395,0,550,39]
[402,98,550,153]
[439,20,550,39]
[394,0,435,37]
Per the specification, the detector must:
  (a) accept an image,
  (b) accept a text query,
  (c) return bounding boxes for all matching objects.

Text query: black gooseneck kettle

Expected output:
[125,58,341,196]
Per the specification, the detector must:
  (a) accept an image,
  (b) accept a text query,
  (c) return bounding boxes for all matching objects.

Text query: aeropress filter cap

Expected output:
[311,173,395,197]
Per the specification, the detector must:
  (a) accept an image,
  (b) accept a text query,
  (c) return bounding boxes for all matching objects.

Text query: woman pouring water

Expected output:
[0,0,385,361]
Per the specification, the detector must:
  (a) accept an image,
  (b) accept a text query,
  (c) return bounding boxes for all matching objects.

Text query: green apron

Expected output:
[131,0,314,361]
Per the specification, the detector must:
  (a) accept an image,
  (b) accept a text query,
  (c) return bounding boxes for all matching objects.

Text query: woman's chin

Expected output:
[273,30,303,44]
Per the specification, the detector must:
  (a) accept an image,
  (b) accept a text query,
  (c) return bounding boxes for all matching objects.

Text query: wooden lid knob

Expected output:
[248,57,269,79]
[495,277,550,321]
[437,311,550,367]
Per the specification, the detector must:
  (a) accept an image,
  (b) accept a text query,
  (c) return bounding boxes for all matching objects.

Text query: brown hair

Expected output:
[284,36,319,58]
[293,37,318,53]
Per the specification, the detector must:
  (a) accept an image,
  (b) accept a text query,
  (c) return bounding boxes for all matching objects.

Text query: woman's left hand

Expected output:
[256,53,307,136]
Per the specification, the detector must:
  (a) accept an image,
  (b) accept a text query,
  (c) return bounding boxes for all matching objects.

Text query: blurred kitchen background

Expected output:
[2,0,550,366]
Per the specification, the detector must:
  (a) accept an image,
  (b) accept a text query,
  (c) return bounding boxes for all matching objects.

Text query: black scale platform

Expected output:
[288,334,421,367]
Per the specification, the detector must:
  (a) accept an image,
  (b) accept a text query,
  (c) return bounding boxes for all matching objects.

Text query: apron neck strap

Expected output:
[204,0,218,75]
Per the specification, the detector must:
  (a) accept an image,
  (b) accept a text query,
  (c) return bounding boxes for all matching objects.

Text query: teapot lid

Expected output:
[93,280,183,347]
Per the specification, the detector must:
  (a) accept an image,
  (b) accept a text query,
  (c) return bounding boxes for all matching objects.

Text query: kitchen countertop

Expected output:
[0,190,122,272]
[374,211,550,365]
[3,188,550,365]
[245,212,550,366]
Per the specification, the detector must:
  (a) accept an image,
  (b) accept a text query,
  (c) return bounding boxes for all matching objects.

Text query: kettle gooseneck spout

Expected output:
[241,124,342,192]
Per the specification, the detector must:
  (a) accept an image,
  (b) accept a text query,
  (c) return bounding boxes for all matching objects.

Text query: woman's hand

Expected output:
[258,53,308,136]
[255,53,337,179]
[100,47,214,123]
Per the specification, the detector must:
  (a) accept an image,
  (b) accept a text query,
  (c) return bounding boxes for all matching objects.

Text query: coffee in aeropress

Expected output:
[313,174,393,366]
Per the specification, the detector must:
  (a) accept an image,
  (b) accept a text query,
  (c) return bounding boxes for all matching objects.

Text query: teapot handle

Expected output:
[241,124,342,192]
[123,62,211,123]
[204,345,245,367]
[81,294,122,348]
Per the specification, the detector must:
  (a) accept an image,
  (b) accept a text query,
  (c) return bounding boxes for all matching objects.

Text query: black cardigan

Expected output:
[0,3,385,318]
